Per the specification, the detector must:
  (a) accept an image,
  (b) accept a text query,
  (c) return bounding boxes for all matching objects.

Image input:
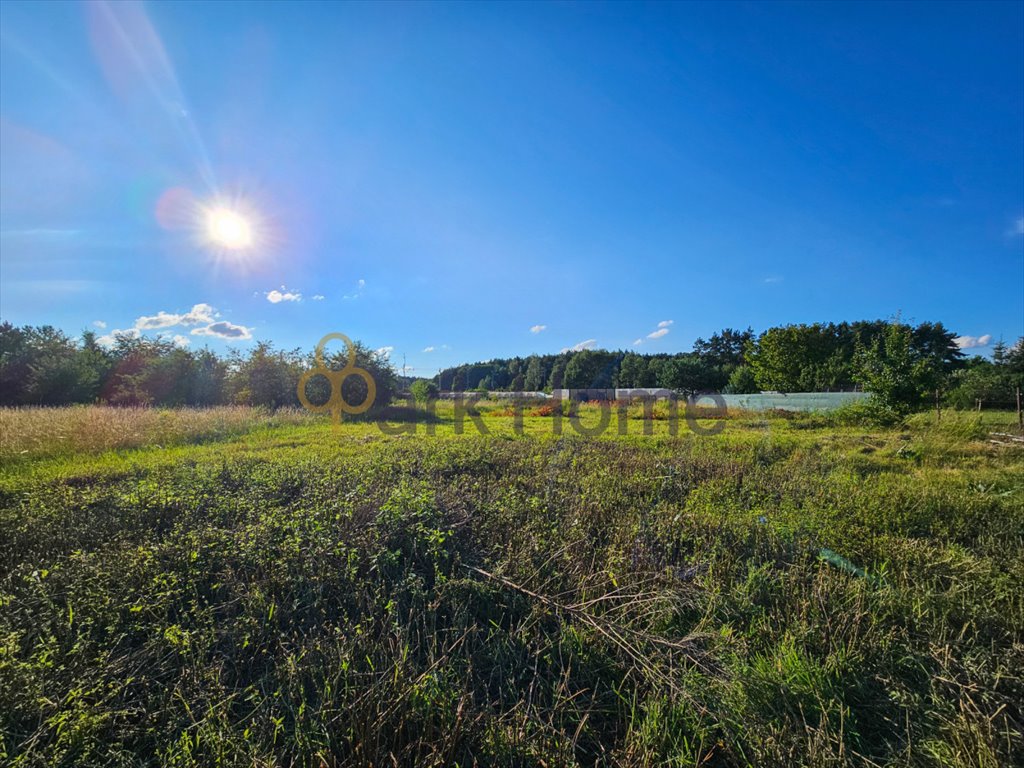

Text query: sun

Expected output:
[206,208,253,250]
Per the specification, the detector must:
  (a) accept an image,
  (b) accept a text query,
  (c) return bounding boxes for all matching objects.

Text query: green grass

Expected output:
[1,405,1021,766]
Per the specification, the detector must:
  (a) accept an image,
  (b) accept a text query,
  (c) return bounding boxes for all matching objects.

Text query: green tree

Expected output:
[945,362,1006,409]
[661,354,705,393]
[853,323,938,414]
[316,340,398,410]
[189,349,228,405]
[410,379,439,403]
[230,342,304,408]
[564,350,616,389]
[523,356,545,391]
[725,365,759,394]
[911,321,965,373]
[617,352,649,388]
[0,322,31,404]
[1003,338,1024,377]
[693,327,754,390]
[547,356,568,391]
[745,324,839,392]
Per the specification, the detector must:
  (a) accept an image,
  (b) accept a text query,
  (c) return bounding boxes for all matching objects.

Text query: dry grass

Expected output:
[0,405,311,460]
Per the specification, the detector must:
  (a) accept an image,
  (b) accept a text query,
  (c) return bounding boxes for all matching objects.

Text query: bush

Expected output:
[827,397,905,427]
[725,365,759,394]
[410,379,439,403]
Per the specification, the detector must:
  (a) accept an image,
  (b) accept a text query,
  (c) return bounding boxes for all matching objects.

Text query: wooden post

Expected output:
[935,389,941,422]
[1017,385,1022,433]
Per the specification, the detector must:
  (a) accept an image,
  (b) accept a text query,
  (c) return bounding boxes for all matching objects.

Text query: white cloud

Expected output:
[647,328,670,340]
[763,276,783,284]
[93,320,107,329]
[375,345,394,359]
[266,287,301,303]
[530,324,547,334]
[135,311,185,330]
[632,338,643,346]
[561,339,597,353]
[96,328,139,348]
[423,346,435,353]
[657,320,673,328]
[181,304,216,324]
[104,304,251,345]
[1014,217,1024,235]
[134,303,216,330]
[954,334,992,350]
[191,321,252,340]
[312,294,325,301]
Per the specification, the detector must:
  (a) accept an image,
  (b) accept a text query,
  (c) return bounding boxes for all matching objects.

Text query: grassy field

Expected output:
[1,404,1021,767]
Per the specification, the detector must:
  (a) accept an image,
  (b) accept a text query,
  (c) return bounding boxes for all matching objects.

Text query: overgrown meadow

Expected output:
[1,404,1021,766]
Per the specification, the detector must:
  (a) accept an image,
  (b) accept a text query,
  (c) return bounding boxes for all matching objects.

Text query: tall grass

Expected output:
[0,405,311,460]
[0,408,1021,765]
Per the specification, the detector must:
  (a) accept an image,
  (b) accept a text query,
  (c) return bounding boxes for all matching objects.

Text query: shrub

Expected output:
[827,397,905,427]
[410,379,439,403]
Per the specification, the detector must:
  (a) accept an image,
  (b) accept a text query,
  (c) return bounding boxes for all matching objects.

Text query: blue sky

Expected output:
[1,0,1022,375]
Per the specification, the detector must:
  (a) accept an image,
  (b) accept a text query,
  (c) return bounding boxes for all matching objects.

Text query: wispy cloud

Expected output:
[0,228,82,239]
[266,286,301,303]
[763,276,783,284]
[311,294,325,301]
[7,279,98,294]
[191,321,252,340]
[632,338,643,346]
[954,334,992,350]
[93,320,107,329]
[1014,217,1024,236]
[423,346,435,353]
[647,328,670,340]
[344,279,366,300]
[561,339,597,353]
[657,320,673,328]
[530,324,547,334]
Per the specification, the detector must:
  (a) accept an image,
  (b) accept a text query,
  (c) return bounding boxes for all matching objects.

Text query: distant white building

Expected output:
[550,388,677,401]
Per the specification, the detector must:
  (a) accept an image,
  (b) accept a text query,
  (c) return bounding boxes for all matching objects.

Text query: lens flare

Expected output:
[206,208,252,250]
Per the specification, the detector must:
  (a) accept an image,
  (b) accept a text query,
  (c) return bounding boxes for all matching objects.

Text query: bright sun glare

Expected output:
[206,208,253,250]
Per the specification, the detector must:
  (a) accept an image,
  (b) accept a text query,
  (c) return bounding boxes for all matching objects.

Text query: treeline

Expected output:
[0,324,397,409]
[437,320,1024,408]
[2,320,1021,412]
[438,328,756,393]
[438,321,967,393]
